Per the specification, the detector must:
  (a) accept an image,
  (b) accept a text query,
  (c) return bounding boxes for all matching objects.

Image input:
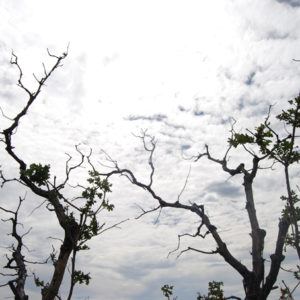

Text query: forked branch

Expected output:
[99,132,252,281]
[0,196,29,300]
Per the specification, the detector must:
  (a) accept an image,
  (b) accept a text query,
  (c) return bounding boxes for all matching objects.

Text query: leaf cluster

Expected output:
[76,171,114,254]
[79,215,101,241]
[73,270,91,285]
[81,170,113,213]
[281,191,300,219]
[229,95,300,164]
[277,98,300,127]
[197,281,224,300]
[161,284,174,299]
[161,281,225,300]
[229,123,273,155]
[21,163,50,186]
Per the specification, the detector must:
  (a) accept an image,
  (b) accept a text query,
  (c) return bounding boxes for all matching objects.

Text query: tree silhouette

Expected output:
[0,49,126,300]
[100,97,300,299]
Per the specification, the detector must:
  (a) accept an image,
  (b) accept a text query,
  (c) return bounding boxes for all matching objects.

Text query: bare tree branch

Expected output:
[135,204,161,220]
[0,48,126,300]
[168,220,209,258]
[177,165,191,202]
[177,246,218,258]
[0,196,29,300]
[98,218,129,235]
[99,133,252,283]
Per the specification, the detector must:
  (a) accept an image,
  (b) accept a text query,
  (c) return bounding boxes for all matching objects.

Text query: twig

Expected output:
[177,246,218,258]
[98,218,129,235]
[177,166,191,202]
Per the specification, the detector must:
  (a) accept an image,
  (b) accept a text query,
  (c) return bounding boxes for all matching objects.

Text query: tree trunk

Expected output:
[242,162,266,300]
[42,221,80,300]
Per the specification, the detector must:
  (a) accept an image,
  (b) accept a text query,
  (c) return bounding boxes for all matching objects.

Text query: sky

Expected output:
[0,0,300,299]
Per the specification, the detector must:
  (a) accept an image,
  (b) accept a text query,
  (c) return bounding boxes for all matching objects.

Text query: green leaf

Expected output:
[73,270,91,285]
[161,284,173,298]
[21,163,50,186]
[228,133,255,148]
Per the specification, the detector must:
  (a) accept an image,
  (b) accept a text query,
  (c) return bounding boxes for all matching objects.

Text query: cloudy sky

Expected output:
[0,0,300,299]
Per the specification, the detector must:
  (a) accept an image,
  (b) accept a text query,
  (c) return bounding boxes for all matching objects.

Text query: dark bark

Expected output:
[263,217,290,298]
[1,50,81,300]
[42,223,80,300]
[101,168,252,287]
[241,158,266,299]
[1,50,124,300]
[0,198,29,300]
[100,131,292,300]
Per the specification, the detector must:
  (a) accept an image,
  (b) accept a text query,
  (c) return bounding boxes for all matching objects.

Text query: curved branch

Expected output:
[177,246,218,258]
[195,144,246,177]
[100,136,252,281]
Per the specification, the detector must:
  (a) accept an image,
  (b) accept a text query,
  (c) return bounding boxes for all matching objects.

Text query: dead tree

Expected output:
[99,109,298,300]
[0,49,126,300]
[0,196,29,300]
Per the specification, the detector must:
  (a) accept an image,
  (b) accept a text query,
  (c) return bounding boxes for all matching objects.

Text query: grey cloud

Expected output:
[206,181,243,198]
[126,114,167,122]
[204,194,219,203]
[117,260,173,280]
[237,96,268,117]
[193,98,205,116]
[238,98,245,110]
[266,31,290,40]
[164,121,185,130]
[178,104,205,117]
[178,101,205,117]
[160,131,193,142]
[221,118,231,125]
[245,72,255,86]
[117,264,150,280]
[193,109,205,116]
[125,114,185,130]
[277,0,300,7]
[223,70,232,80]
[181,144,191,150]
[178,105,188,112]
[238,96,259,109]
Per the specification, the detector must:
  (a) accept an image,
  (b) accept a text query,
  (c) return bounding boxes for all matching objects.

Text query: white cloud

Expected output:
[1,0,300,299]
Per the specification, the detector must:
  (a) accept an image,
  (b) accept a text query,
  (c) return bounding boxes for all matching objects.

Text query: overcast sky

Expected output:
[1,0,300,299]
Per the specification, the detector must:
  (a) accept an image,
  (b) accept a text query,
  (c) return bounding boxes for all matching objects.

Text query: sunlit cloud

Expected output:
[0,0,300,299]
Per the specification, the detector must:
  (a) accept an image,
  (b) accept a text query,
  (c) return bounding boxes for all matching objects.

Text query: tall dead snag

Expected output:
[0,50,123,300]
[100,96,299,300]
